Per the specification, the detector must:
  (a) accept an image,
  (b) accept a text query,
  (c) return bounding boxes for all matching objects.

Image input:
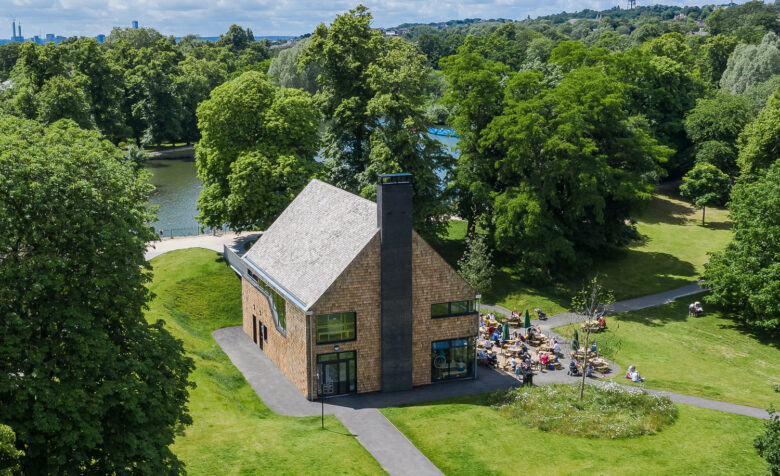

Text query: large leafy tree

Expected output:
[0,116,194,473]
[195,71,320,230]
[440,51,507,234]
[483,67,669,275]
[174,56,228,144]
[299,5,384,191]
[720,32,780,95]
[696,34,738,85]
[703,160,780,330]
[267,38,321,95]
[301,5,452,236]
[684,92,754,177]
[738,88,780,178]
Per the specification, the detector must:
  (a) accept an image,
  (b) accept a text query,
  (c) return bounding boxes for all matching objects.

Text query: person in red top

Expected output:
[540,353,549,365]
[598,316,606,328]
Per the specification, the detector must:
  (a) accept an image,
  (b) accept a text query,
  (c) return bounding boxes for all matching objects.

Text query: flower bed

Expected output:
[495,383,677,439]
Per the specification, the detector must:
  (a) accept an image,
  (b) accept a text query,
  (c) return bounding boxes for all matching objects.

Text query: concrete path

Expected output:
[144,231,261,260]
[213,326,447,475]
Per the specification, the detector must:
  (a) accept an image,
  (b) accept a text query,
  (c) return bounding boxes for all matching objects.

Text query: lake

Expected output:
[146,135,460,234]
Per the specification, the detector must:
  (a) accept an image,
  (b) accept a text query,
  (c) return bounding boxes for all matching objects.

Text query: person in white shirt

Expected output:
[553,341,561,355]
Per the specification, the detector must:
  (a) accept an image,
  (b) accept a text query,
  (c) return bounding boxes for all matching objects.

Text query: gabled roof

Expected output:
[243,179,378,311]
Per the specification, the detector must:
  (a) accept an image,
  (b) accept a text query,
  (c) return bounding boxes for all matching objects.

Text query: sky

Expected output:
[0,0,755,39]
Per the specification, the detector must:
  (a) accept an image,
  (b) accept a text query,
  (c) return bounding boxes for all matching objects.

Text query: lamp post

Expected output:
[475,293,482,380]
[317,369,324,430]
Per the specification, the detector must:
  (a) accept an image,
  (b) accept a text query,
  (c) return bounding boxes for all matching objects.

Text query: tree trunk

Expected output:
[580,327,590,400]
[702,206,706,226]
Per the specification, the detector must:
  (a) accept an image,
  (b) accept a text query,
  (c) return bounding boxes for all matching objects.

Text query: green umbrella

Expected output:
[524,309,531,329]
[571,329,580,351]
[502,321,510,341]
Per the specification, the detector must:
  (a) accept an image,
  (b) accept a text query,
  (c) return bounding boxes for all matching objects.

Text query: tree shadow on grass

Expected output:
[701,221,733,231]
[716,319,780,352]
[595,249,698,300]
[636,195,695,225]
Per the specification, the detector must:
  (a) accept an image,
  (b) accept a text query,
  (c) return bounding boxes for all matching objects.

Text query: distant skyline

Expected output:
[1,0,758,39]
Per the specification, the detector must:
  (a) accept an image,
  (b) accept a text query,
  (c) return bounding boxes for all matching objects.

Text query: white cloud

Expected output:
[0,0,755,38]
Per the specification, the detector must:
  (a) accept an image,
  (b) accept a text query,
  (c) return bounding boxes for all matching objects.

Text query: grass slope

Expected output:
[434,192,732,315]
[556,296,780,408]
[146,248,383,475]
[381,393,765,475]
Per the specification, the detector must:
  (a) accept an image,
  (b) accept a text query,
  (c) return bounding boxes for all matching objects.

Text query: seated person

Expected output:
[540,353,549,365]
[510,357,518,370]
[488,326,496,335]
[590,341,598,354]
[694,302,703,315]
[598,316,606,328]
[626,365,635,379]
[479,349,488,360]
[491,332,500,342]
[631,369,644,382]
[497,323,503,334]
[521,343,528,354]
[569,360,579,374]
[487,352,498,367]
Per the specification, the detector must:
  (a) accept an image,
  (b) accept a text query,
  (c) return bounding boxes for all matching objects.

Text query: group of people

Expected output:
[509,354,534,385]
[568,360,592,377]
[625,365,644,382]
[688,302,704,317]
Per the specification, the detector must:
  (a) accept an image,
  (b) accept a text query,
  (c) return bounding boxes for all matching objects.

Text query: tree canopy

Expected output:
[195,71,320,231]
[0,116,193,473]
[679,162,731,224]
[703,159,780,330]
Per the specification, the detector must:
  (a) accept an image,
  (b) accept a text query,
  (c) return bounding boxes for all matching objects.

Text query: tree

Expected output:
[457,232,495,294]
[35,75,93,128]
[0,43,21,82]
[706,0,779,42]
[679,163,731,225]
[0,116,194,473]
[174,56,228,144]
[483,67,669,275]
[738,89,780,178]
[195,71,320,230]
[571,277,614,400]
[105,26,165,49]
[720,32,780,95]
[754,387,780,476]
[696,34,738,85]
[217,25,254,52]
[684,92,754,177]
[703,160,780,330]
[299,5,384,191]
[267,39,321,95]
[440,50,507,234]
[0,425,23,475]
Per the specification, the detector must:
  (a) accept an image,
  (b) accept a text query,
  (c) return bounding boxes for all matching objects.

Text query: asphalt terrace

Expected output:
[152,234,772,475]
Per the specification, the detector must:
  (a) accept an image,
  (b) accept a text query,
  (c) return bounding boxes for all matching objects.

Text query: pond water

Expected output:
[146,135,460,233]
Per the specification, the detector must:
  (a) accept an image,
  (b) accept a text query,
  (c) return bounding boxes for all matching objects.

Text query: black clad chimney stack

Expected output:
[377,173,413,392]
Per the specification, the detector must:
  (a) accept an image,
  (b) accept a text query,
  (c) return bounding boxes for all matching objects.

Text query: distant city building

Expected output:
[131,20,139,29]
[10,21,24,42]
[95,34,106,43]
[46,33,54,42]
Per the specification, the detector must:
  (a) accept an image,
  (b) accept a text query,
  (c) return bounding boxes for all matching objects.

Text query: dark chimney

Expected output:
[377,173,413,392]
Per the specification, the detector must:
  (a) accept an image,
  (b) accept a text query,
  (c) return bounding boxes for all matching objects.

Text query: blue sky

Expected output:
[1,0,755,38]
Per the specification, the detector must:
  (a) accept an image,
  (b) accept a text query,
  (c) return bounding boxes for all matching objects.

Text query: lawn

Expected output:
[381,392,766,475]
[554,295,780,408]
[433,191,733,316]
[146,248,383,475]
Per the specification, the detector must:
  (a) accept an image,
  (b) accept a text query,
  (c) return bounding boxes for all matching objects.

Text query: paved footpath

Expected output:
[145,231,261,260]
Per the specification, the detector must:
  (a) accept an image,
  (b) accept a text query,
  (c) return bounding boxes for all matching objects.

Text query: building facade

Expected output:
[240,175,478,399]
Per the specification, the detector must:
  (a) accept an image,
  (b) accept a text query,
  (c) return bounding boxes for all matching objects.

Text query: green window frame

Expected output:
[247,269,286,330]
[431,299,476,319]
[316,312,357,344]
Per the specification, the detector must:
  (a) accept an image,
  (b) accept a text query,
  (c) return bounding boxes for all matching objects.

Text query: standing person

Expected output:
[689,302,695,317]
[553,340,561,356]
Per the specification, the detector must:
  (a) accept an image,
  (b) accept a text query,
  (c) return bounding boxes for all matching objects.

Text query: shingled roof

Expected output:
[242,179,378,311]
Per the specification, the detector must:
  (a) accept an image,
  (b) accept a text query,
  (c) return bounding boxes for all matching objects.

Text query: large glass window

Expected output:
[431,337,476,382]
[317,351,357,395]
[247,269,286,330]
[316,312,356,344]
[431,299,476,318]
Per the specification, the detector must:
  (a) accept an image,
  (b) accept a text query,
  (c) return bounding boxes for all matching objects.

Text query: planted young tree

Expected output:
[0,117,194,473]
[0,425,23,475]
[571,277,614,400]
[679,163,731,225]
[457,232,495,294]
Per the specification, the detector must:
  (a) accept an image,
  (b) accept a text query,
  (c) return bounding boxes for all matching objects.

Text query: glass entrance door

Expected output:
[317,351,356,396]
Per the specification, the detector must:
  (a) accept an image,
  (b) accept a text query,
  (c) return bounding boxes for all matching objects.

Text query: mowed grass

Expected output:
[381,393,765,475]
[433,191,732,315]
[554,295,780,408]
[146,248,383,475]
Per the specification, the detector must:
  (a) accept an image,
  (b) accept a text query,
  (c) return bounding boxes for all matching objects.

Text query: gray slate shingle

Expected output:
[243,179,378,310]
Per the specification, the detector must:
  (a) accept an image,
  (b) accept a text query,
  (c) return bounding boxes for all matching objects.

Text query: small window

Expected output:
[431,300,476,318]
[246,269,286,330]
[316,312,357,344]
